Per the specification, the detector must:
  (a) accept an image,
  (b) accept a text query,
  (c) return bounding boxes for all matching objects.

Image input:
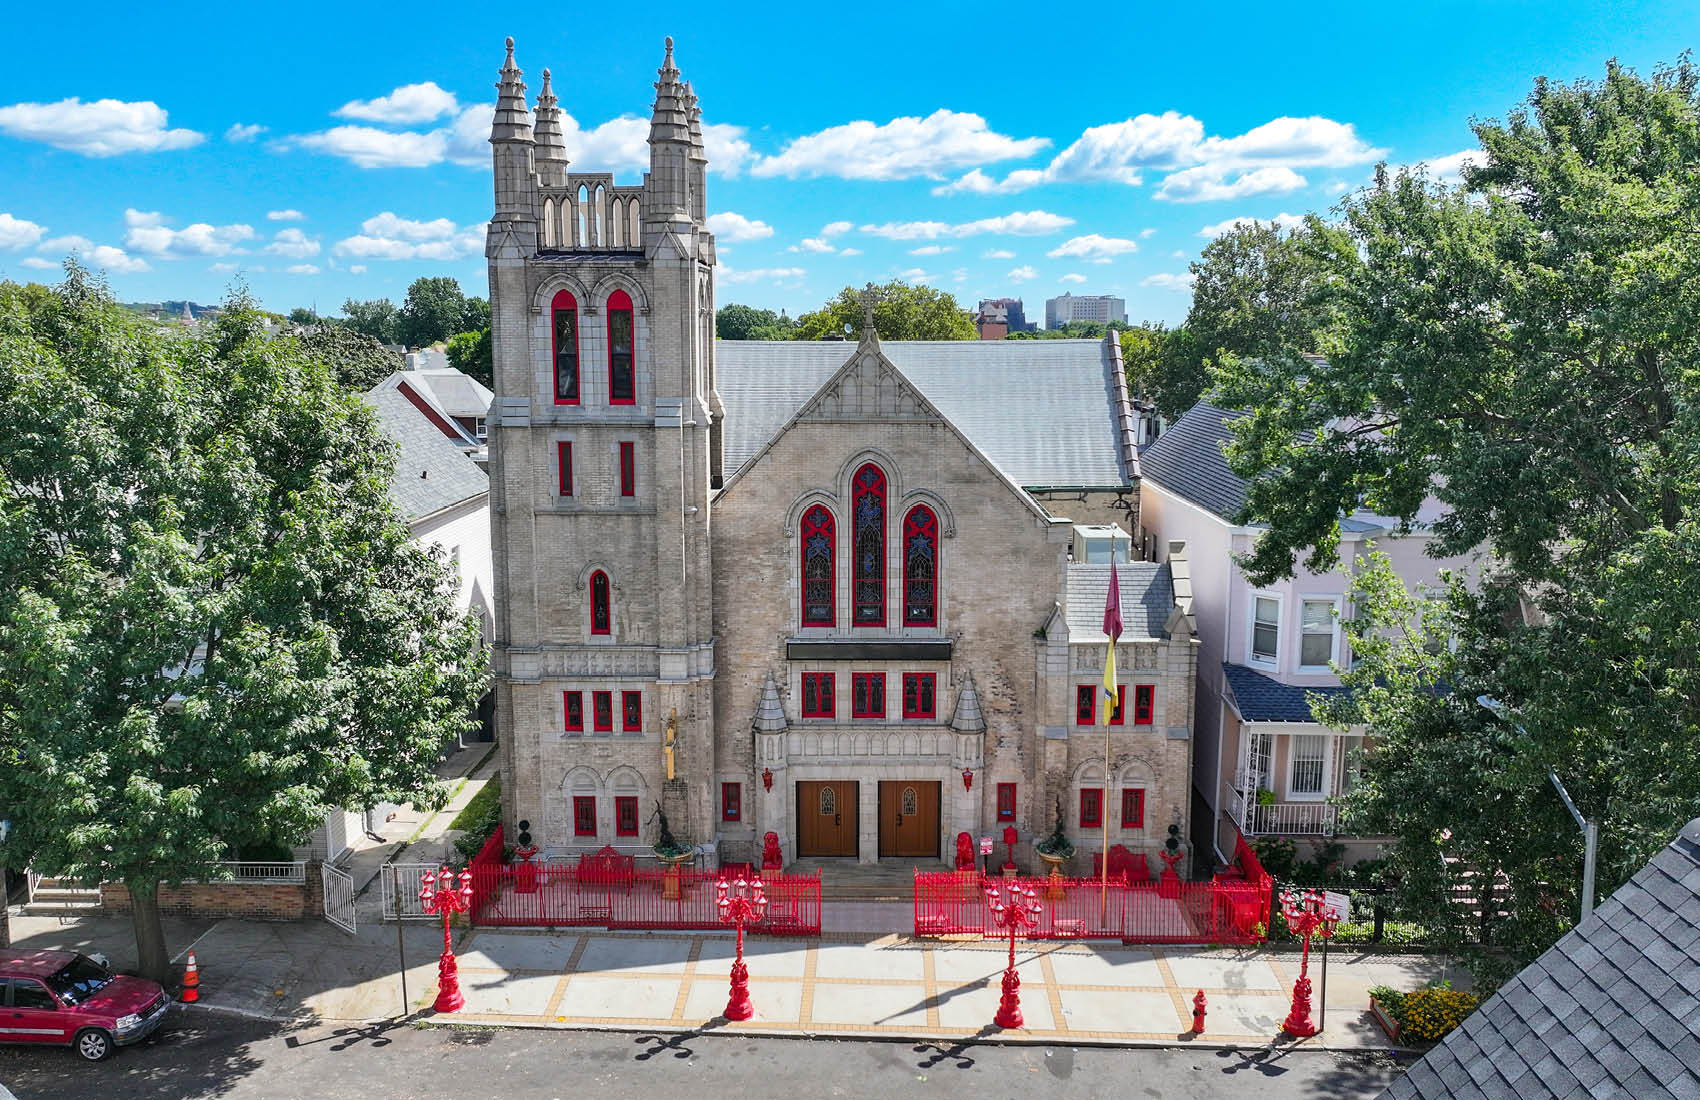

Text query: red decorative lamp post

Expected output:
[715,874,769,1021]
[419,865,474,1013]
[1279,886,1340,1037]
[984,881,1043,1029]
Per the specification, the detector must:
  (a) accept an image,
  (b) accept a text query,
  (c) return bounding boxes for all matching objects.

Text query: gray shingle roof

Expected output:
[367,388,487,524]
[715,339,1131,488]
[1064,562,1174,641]
[1222,663,1353,723]
[1382,818,1700,1100]
[1139,401,1249,520]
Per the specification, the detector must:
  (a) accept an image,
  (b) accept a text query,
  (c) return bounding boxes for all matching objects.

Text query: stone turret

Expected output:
[684,81,708,224]
[645,37,692,226]
[532,66,569,188]
[488,38,536,238]
[950,674,987,735]
[753,674,789,734]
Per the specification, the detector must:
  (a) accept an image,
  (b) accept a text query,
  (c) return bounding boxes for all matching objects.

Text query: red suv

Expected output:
[0,950,171,1061]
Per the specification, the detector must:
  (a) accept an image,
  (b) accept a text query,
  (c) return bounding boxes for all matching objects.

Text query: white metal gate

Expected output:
[381,863,436,921]
[322,863,356,934]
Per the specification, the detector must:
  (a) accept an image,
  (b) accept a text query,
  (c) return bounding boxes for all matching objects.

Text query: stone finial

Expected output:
[949,674,987,734]
[858,283,880,341]
[684,81,707,160]
[649,36,689,144]
[491,36,532,144]
[752,674,789,734]
[533,66,569,184]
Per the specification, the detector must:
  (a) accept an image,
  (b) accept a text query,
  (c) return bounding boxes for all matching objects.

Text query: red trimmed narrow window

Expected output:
[590,570,611,635]
[557,441,573,496]
[1121,788,1146,829]
[802,673,835,718]
[1079,788,1103,829]
[996,783,1017,822]
[902,672,936,719]
[1075,685,1096,725]
[615,796,639,837]
[592,691,613,732]
[619,441,635,497]
[552,290,580,404]
[607,289,635,404]
[800,504,836,627]
[1108,685,1126,725]
[573,796,597,836]
[851,463,886,626]
[621,690,642,732]
[902,505,938,627]
[1134,684,1155,726]
[563,691,583,732]
[852,672,885,718]
[721,782,742,822]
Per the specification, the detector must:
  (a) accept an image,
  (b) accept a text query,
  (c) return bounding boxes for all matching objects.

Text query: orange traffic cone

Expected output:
[181,953,199,1003]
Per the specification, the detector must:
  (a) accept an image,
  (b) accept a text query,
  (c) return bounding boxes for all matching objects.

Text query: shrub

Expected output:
[1254,837,1298,878]
[1399,984,1478,1042]
[451,775,503,862]
[1367,984,1406,1019]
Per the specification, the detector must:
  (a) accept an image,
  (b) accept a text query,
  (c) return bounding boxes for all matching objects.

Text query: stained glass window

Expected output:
[800,505,835,627]
[590,570,611,635]
[608,290,634,403]
[852,464,886,626]
[903,505,937,626]
[552,290,579,403]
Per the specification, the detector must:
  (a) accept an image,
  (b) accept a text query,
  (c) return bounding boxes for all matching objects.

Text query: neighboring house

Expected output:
[1138,401,1478,863]
[373,356,494,451]
[1382,817,1700,1100]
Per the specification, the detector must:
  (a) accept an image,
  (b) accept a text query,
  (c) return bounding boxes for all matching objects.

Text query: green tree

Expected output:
[461,296,490,333]
[1213,58,1700,968]
[398,277,470,349]
[445,328,493,390]
[297,324,404,390]
[287,306,319,325]
[793,281,976,341]
[0,267,487,981]
[340,297,400,345]
[716,303,795,341]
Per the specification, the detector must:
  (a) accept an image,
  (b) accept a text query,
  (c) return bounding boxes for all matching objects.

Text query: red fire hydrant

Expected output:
[1192,990,1207,1034]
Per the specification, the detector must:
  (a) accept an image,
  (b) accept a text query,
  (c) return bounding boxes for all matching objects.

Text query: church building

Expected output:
[485,37,1201,872]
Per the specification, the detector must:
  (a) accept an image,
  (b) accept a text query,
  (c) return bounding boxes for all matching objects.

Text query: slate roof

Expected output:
[714,339,1131,489]
[1222,662,1353,723]
[1382,818,1700,1100]
[366,388,488,524]
[1063,562,1174,641]
[1139,402,1249,520]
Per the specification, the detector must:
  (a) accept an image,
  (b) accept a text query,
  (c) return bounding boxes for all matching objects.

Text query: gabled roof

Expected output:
[1222,663,1352,723]
[370,368,490,447]
[1064,562,1174,642]
[366,388,488,524]
[1383,818,1700,1100]
[1139,402,1249,521]
[715,339,1133,489]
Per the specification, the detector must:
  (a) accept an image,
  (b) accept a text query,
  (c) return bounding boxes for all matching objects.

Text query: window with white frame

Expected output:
[1299,597,1340,670]
[1251,595,1281,664]
[1289,734,1327,798]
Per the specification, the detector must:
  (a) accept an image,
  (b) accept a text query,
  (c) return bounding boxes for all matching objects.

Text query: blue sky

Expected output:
[1,1,1696,325]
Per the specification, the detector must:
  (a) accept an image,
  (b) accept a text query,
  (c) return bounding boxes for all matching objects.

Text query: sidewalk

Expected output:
[339,741,499,903]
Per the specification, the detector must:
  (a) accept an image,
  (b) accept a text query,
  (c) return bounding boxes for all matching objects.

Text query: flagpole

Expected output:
[1101,705,1110,919]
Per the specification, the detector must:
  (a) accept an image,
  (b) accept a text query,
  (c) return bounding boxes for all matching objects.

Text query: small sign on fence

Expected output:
[1323,890,1349,923]
[979,836,994,855]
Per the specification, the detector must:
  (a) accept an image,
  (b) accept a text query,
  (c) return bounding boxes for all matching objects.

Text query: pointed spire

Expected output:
[950,674,987,735]
[491,36,533,144]
[684,82,707,163]
[649,36,690,145]
[752,674,789,734]
[533,66,569,185]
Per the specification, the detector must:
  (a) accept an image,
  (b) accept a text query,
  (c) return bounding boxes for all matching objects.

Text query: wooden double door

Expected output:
[878,781,940,859]
[797,781,859,858]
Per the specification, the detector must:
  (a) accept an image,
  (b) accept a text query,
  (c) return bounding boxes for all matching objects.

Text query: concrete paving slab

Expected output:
[558,976,682,1019]
[459,931,580,972]
[814,941,927,982]
[575,935,693,975]
[1206,991,1291,1034]
[693,937,809,979]
[935,980,1055,1031]
[929,946,1045,985]
[1165,951,1283,991]
[1048,947,1163,987]
[808,979,930,1028]
[1057,988,1186,1034]
[681,977,803,1023]
[457,971,561,1016]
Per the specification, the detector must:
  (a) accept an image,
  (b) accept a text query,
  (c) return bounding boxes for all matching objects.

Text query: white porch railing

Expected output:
[196,861,308,884]
[1245,802,1339,836]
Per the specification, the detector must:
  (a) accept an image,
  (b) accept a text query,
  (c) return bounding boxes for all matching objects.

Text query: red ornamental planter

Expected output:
[1369,997,1401,1042]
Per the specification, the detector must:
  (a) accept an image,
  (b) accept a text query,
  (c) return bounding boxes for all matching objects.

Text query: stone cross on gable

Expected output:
[859,283,879,337]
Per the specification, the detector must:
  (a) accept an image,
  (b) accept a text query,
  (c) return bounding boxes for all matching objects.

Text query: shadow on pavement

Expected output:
[632,1017,728,1061]
[0,1012,266,1100]
[912,1025,996,1070]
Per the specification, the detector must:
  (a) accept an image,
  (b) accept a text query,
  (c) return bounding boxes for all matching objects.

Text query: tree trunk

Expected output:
[0,897,10,948]
[128,881,171,984]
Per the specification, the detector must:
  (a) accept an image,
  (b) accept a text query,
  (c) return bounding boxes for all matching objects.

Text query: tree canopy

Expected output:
[339,278,488,350]
[0,268,487,980]
[792,281,976,341]
[445,328,493,389]
[340,297,400,345]
[715,303,796,341]
[297,323,404,390]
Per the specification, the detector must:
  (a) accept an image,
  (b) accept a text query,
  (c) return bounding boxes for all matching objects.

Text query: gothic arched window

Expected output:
[800,504,835,628]
[551,289,579,404]
[903,505,938,627]
[589,570,611,635]
[852,464,886,626]
[607,289,635,404]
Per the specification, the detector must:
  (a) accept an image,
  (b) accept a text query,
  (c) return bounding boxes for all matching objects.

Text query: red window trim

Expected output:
[551,289,580,406]
[573,796,597,836]
[799,504,836,628]
[1079,787,1104,829]
[902,504,938,628]
[996,782,1017,822]
[902,672,936,719]
[615,796,639,837]
[563,690,583,732]
[621,690,642,732]
[851,463,886,628]
[619,441,635,497]
[851,672,885,719]
[590,570,611,636]
[721,782,742,822]
[607,289,635,406]
[558,441,573,497]
[1134,684,1155,726]
[592,690,613,732]
[1121,788,1146,829]
[1108,684,1126,725]
[1075,685,1096,725]
[801,672,835,718]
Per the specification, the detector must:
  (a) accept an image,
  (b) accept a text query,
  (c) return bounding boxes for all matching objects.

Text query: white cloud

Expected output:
[19,257,55,270]
[1198,212,1307,238]
[705,212,773,242]
[333,211,485,260]
[703,123,754,176]
[1324,179,1349,195]
[952,267,969,283]
[225,123,266,142]
[39,234,91,251]
[208,262,238,274]
[1140,271,1196,291]
[752,109,1048,181]
[982,248,1015,260]
[793,238,836,254]
[1170,249,1187,259]
[0,213,46,250]
[444,104,493,166]
[838,247,862,257]
[349,264,367,274]
[930,167,1045,196]
[720,265,806,284]
[1007,265,1037,282]
[44,240,150,273]
[337,82,460,125]
[0,97,203,156]
[907,245,954,256]
[123,210,255,257]
[1156,164,1308,202]
[295,125,448,169]
[265,227,321,258]
[860,210,1074,241]
[267,209,306,221]
[820,221,853,237]
[286,263,322,275]
[898,267,936,284]
[1059,273,1087,284]
[1417,149,1482,185]
[1046,234,1139,263]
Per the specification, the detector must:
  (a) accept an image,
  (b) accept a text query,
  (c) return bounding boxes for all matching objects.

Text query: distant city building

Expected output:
[975,298,1033,340]
[1045,293,1126,329]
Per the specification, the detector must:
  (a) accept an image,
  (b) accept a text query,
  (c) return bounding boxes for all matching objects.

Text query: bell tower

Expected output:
[486,36,720,855]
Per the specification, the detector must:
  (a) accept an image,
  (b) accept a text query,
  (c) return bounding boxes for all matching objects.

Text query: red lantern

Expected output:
[761,767,773,792]
[962,768,974,792]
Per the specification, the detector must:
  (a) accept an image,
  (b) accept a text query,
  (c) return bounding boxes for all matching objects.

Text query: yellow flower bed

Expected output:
[1400,986,1479,1042]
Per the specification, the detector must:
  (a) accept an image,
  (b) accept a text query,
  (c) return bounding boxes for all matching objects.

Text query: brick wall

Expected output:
[99,865,320,921]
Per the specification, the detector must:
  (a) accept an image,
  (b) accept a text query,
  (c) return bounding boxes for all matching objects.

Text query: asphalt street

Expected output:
[0,1008,1410,1100]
